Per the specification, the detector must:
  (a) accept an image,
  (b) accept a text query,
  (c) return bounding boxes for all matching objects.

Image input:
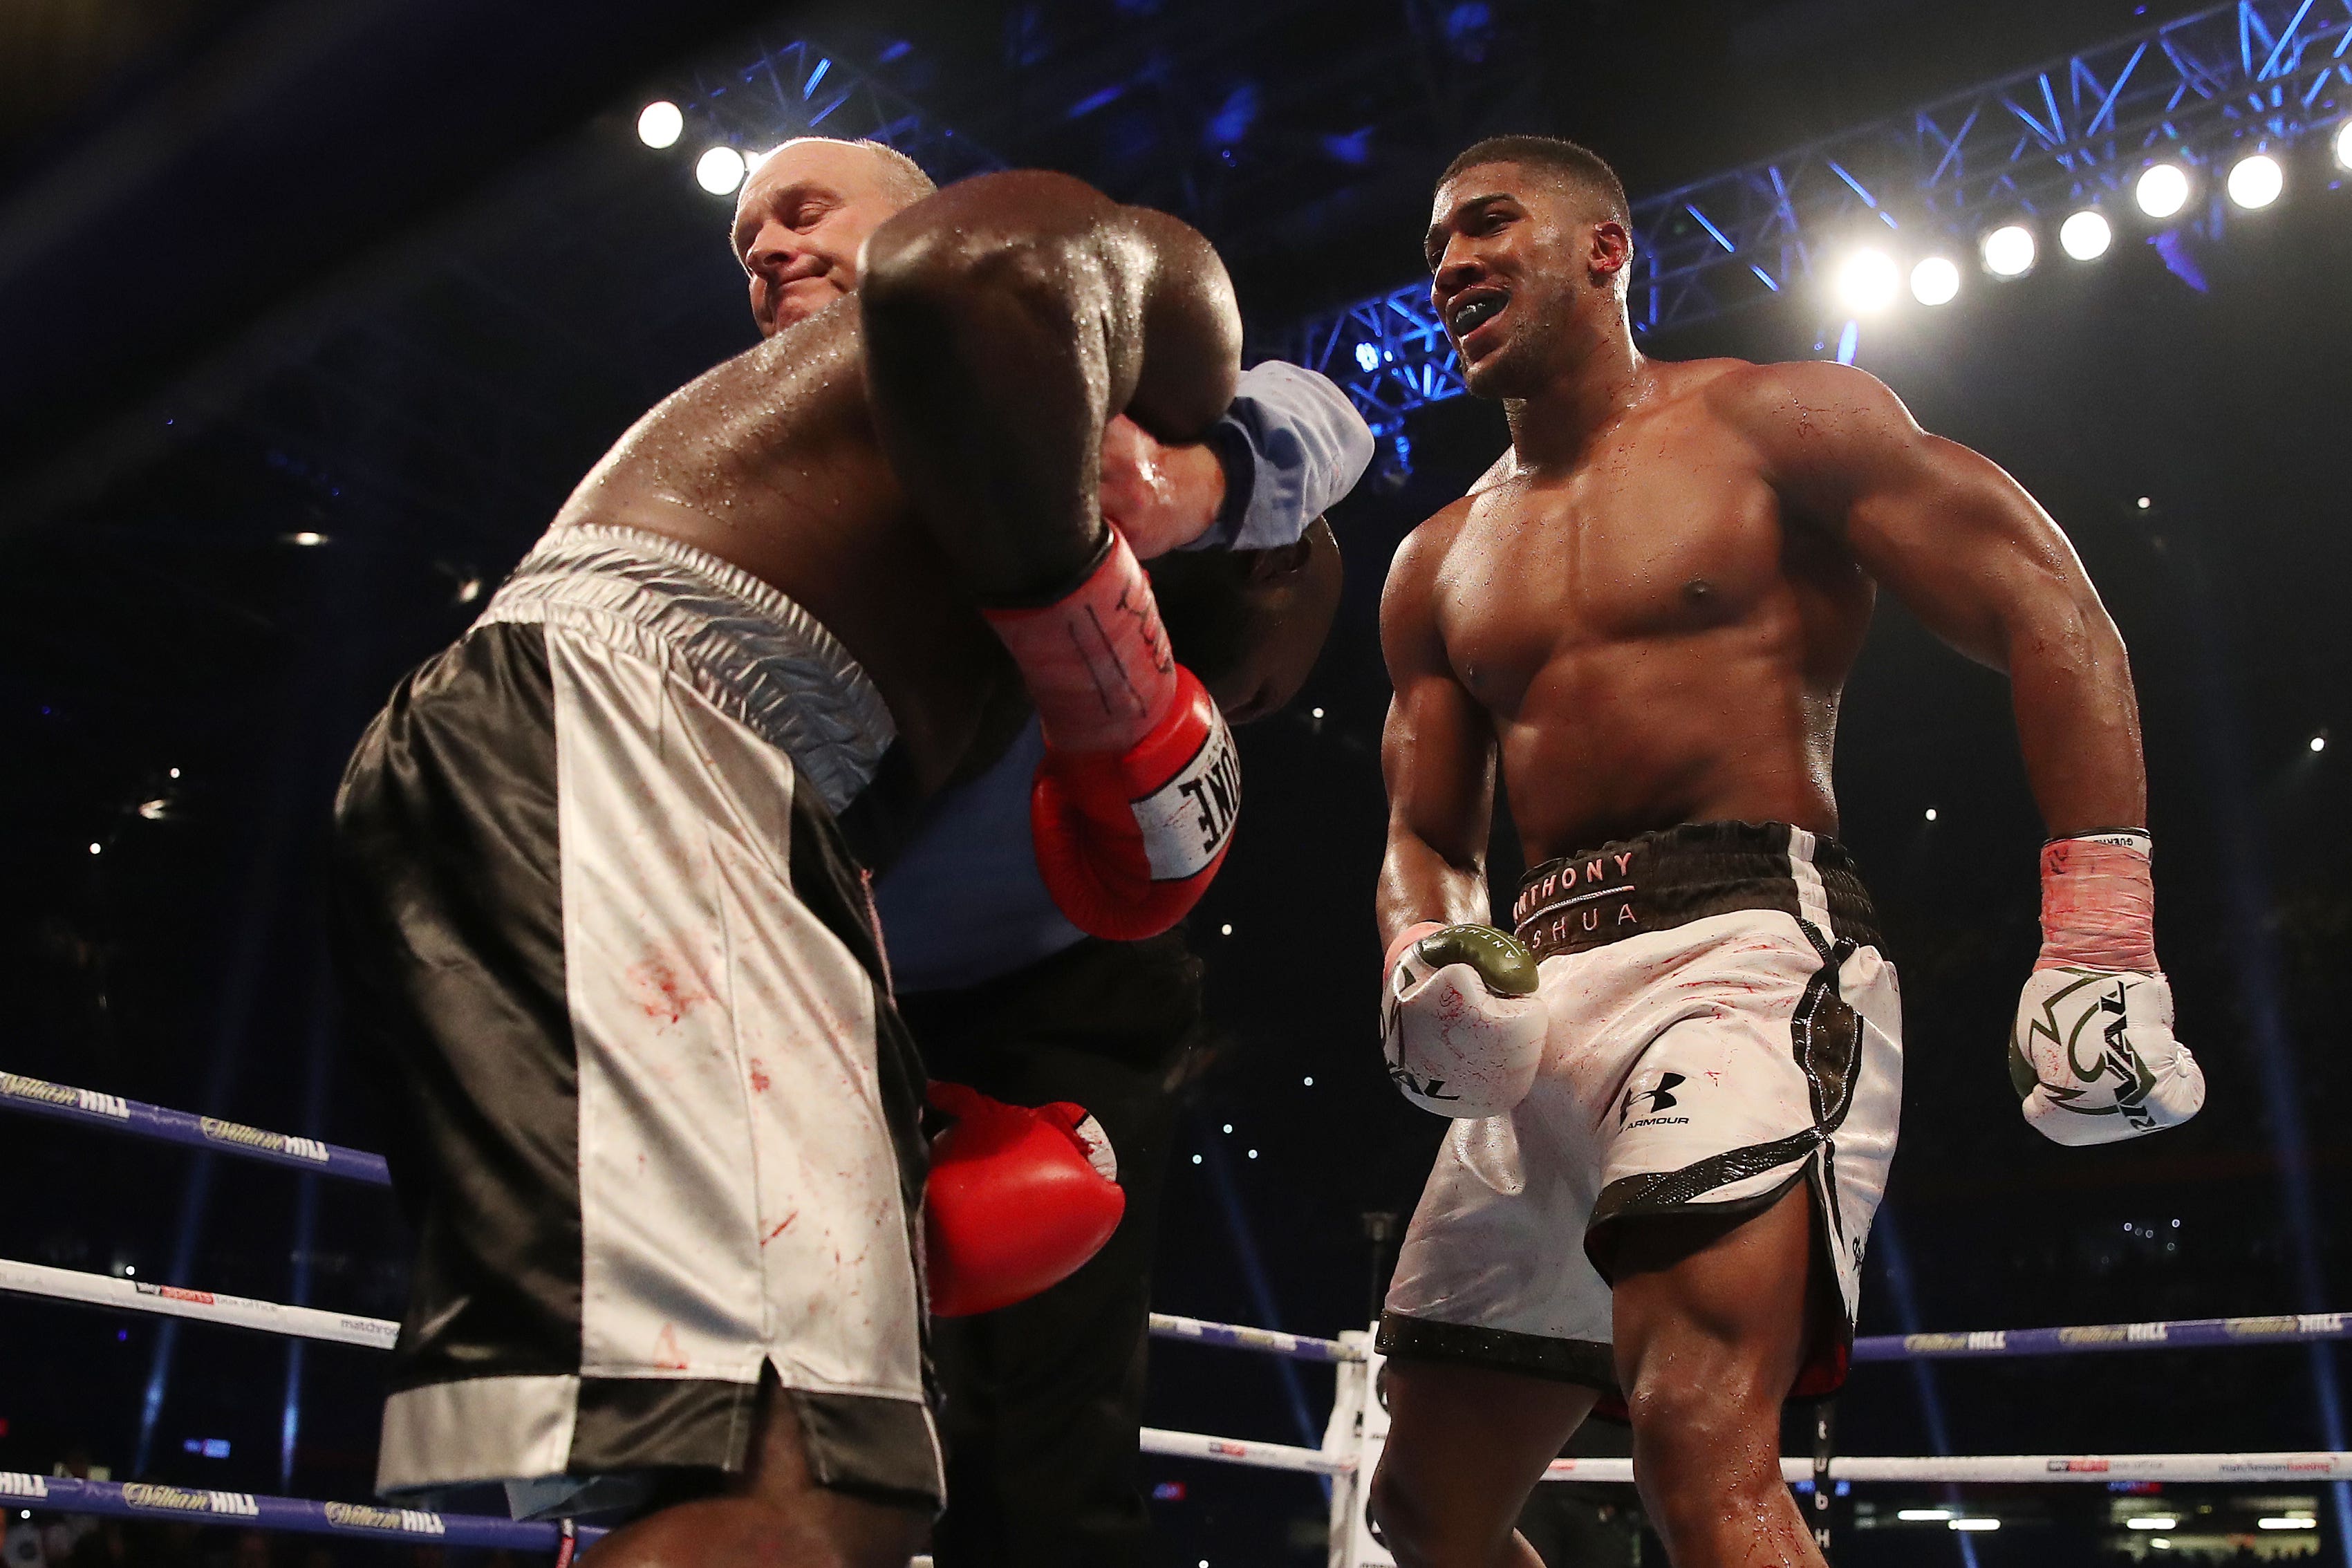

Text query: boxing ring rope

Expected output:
[0,1258,398,1350]
[9,1070,2351,1553]
[0,1473,601,1556]
[2,1072,391,1186]
[10,1247,2349,1383]
[1143,1307,2352,1363]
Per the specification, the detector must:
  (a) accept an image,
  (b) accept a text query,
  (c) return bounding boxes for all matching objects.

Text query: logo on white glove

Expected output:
[1381,926,1547,1120]
[2010,967,2205,1146]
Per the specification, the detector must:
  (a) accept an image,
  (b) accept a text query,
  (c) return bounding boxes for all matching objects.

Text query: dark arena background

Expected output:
[5,1,2352,1565]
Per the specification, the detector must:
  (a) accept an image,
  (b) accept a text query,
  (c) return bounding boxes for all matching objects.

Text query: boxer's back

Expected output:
[1400,357,1877,861]
[552,301,1013,791]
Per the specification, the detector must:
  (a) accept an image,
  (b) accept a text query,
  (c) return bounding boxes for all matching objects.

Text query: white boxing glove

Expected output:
[2010,830,2205,1146]
[1381,922,1546,1119]
[2010,967,2205,1146]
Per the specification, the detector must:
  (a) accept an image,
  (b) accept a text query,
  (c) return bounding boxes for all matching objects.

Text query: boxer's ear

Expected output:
[1590,219,1633,288]
[1244,530,1320,584]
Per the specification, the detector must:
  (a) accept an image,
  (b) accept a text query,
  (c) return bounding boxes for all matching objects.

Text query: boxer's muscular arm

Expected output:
[1377,510,1499,951]
[1735,362,2146,836]
[859,170,1242,601]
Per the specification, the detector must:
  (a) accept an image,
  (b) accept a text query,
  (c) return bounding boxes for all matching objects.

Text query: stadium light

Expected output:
[1910,256,1961,306]
[1833,249,1900,314]
[2137,162,2191,218]
[2227,151,2283,209]
[1950,1518,2000,1531]
[2060,210,2112,261]
[2127,1517,2179,1531]
[1897,1509,1954,1522]
[637,100,684,149]
[2258,1517,2318,1530]
[696,145,748,196]
[1981,225,2035,278]
[2338,120,2352,169]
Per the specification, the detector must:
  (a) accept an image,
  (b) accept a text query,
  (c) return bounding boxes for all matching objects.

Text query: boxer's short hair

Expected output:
[1439,135,1628,226]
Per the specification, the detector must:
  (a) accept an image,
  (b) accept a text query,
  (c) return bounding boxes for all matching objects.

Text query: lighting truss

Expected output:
[1275,0,2352,436]
[680,38,1005,183]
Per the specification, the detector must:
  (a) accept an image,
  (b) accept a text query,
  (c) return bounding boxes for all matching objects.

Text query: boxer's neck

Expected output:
[1502,319,1648,472]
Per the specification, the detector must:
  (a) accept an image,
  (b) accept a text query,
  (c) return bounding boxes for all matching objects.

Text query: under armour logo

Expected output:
[1622,1072,1686,1126]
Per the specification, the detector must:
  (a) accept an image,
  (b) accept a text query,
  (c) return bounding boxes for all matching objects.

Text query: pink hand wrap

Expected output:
[982,529,1175,754]
[1385,921,1447,977]
[2036,830,2158,973]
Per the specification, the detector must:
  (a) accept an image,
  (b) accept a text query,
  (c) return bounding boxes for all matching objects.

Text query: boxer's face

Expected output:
[735,142,916,337]
[1426,163,1627,398]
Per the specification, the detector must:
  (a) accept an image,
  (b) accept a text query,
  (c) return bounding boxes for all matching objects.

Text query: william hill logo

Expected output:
[324,1502,445,1536]
[200,1117,330,1164]
[0,1074,128,1120]
[122,1485,258,1516]
[0,1473,50,1500]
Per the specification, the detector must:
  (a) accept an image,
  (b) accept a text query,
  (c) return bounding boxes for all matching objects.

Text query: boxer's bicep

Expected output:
[1847,433,2114,677]
[1383,673,1494,861]
[1742,363,2146,835]
[859,171,1238,601]
[1740,362,2109,673]
[1123,206,1243,442]
[1378,519,1497,937]
[1846,420,2149,834]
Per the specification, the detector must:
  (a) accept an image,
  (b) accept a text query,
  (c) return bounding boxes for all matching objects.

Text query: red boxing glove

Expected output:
[923,1081,1125,1318]
[982,529,1241,941]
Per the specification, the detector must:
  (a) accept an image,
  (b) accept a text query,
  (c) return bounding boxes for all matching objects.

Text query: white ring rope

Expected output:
[10,1257,2349,1488]
[1148,1312,1357,1361]
[1539,1455,2352,1485]
[0,1258,398,1350]
[1140,1428,1355,1475]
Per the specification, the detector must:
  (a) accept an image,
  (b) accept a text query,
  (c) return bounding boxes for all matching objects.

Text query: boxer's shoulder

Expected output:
[1382,494,1477,615]
[1697,356,1913,458]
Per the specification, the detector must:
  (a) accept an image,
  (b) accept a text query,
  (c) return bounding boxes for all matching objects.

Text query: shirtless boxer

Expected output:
[332,151,1253,1568]
[1366,135,2206,1567]
[732,138,1368,1566]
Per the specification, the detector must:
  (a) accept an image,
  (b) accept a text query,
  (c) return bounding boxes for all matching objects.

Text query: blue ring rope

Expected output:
[1,1071,390,1187]
[0,1472,603,1553]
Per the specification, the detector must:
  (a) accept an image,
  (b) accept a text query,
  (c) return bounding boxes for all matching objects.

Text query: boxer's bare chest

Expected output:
[1432,398,1809,719]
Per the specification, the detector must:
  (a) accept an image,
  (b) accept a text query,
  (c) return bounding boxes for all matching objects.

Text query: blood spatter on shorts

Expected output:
[624,949,713,1029]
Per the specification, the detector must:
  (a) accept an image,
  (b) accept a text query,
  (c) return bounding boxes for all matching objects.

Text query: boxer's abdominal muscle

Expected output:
[1432,402,1875,863]
[550,301,1013,792]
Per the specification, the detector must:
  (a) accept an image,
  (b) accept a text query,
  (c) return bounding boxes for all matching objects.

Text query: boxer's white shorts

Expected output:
[1383,837,1901,1404]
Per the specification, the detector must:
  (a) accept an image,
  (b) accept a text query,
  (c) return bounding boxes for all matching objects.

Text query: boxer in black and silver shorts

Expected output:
[333,156,1259,1568]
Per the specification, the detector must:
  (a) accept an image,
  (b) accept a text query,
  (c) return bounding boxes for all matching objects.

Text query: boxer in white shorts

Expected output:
[1383,821,1902,1412]
[1365,133,2205,1568]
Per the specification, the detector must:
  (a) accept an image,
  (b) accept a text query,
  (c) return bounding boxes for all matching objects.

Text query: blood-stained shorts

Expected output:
[1381,821,1902,1410]
[330,525,941,1520]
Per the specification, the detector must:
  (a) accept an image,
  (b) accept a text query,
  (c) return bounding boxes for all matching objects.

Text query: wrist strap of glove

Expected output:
[982,529,1177,753]
[1384,921,1446,978]
[2038,829,2157,972]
